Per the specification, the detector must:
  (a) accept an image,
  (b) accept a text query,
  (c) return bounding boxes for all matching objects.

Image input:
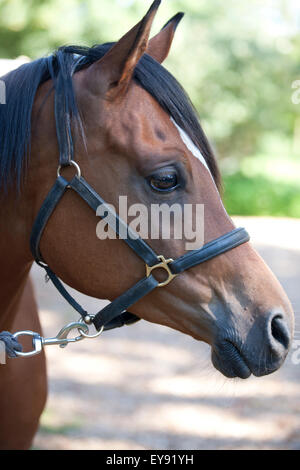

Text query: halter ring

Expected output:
[57,160,81,179]
[77,317,104,338]
[146,255,177,288]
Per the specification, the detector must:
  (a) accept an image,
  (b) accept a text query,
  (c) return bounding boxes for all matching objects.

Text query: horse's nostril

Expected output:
[270,314,291,351]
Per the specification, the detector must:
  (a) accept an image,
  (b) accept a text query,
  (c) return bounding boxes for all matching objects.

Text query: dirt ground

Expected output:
[31,216,300,450]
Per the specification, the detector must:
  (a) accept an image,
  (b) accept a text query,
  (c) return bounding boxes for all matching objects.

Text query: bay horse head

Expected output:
[1,0,294,379]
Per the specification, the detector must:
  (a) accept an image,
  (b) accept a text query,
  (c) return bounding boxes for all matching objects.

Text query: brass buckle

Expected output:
[146,255,177,288]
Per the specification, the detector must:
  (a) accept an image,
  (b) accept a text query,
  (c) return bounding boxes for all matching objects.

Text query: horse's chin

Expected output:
[211,345,252,379]
[211,336,289,379]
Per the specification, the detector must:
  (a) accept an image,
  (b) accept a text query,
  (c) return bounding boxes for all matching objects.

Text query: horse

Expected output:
[0,0,294,450]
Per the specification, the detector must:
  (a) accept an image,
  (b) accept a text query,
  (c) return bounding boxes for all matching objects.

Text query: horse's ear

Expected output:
[147,12,184,64]
[88,0,161,99]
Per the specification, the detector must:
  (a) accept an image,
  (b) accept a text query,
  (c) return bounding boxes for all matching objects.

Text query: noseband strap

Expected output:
[30,169,250,332]
[171,227,250,274]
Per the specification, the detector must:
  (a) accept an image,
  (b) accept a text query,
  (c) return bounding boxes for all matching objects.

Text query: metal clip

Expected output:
[13,321,90,357]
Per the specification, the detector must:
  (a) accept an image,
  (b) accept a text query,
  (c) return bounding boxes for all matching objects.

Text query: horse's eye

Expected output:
[148,168,179,192]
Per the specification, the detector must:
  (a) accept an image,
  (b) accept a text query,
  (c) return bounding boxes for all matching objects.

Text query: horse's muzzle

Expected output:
[211,310,292,379]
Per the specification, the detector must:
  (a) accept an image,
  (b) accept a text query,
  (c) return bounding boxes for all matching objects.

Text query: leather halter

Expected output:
[30,91,250,332]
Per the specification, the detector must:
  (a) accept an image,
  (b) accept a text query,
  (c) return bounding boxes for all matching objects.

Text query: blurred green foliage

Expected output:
[224,173,300,218]
[0,0,299,216]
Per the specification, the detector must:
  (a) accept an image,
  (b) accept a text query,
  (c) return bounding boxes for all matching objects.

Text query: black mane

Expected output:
[0,43,221,191]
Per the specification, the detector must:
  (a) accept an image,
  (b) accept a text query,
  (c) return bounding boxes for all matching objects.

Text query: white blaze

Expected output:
[171,118,231,216]
[171,117,211,175]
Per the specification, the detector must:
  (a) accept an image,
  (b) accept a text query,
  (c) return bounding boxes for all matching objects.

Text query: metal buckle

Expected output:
[146,255,177,288]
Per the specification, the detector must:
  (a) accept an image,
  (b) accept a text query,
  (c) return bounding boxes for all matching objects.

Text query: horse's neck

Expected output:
[0,192,33,329]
